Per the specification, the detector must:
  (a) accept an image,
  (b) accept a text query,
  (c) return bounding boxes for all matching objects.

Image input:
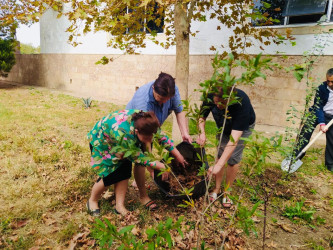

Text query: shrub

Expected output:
[0,38,16,77]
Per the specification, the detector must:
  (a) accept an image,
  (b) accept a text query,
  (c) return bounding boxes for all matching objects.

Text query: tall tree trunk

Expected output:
[172,2,190,142]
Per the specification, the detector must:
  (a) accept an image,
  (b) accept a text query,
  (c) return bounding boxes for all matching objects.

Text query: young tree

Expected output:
[1,0,282,98]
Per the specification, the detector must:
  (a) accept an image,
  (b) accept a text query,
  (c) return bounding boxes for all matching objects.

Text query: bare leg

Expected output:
[89,179,107,210]
[147,166,154,178]
[133,165,157,208]
[211,167,224,195]
[131,167,154,189]
[114,179,130,215]
[211,163,239,194]
[225,163,239,190]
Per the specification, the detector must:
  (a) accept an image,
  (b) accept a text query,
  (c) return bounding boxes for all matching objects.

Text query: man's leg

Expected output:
[325,118,333,171]
[210,163,239,194]
[211,133,229,195]
[225,163,240,190]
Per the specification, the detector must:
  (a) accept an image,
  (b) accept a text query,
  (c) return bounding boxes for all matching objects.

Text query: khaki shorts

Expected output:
[216,123,255,166]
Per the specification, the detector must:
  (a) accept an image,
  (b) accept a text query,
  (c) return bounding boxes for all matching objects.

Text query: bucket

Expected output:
[153,142,209,199]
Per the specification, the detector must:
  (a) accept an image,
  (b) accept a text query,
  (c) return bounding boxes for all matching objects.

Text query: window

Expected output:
[125,3,164,34]
[254,0,333,26]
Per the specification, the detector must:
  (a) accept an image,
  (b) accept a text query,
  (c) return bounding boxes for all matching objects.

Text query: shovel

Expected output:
[281,118,333,173]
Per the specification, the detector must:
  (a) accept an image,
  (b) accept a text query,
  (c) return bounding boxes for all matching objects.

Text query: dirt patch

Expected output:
[241,167,333,249]
[154,142,207,197]
[167,152,204,195]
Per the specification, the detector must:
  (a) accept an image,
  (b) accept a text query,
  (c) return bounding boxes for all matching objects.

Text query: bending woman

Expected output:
[87,109,185,216]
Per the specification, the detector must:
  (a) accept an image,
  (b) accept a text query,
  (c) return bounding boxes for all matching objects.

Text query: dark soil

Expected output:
[167,154,204,195]
[154,142,208,196]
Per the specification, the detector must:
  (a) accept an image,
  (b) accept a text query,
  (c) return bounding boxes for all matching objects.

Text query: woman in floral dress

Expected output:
[87,109,185,216]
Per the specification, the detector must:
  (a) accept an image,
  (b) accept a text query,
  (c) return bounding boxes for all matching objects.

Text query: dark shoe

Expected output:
[113,208,120,214]
[144,200,158,211]
[327,165,333,172]
[86,201,100,217]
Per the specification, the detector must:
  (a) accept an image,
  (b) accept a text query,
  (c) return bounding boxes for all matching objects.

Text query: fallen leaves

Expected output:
[266,241,278,248]
[279,223,295,233]
[42,214,57,226]
[10,219,29,229]
[102,190,114,200]
[68,231,95,250]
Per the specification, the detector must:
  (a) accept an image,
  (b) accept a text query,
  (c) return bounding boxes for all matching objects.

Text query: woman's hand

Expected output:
[175,153,188,168]
[171,148,187,168]
[115,152,124,159]
[155,161,169,180]
[182,133,193,143]
[161,171,169,181]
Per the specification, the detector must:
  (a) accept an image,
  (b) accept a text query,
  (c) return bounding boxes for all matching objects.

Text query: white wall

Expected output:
[40,7,333,56]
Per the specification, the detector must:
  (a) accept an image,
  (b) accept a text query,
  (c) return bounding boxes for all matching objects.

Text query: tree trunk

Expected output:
[172,2,190,142]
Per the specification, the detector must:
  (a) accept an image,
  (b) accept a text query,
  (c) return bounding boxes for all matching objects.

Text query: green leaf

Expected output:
[118,225,135,235]
[124,150,132,158]
[146,228,157,239]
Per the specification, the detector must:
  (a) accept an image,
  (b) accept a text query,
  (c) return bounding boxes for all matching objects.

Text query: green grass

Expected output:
[0,86,331,249]
[282,200,316,223]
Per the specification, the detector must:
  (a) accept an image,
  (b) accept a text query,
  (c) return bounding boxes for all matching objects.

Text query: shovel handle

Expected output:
[301,118,333,153]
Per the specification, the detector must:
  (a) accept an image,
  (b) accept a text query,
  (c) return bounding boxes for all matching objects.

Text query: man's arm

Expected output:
[208,129,243,176]
[175,111,192,143]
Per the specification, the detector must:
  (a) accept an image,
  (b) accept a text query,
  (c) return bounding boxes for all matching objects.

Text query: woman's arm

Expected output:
[175,111,192,143]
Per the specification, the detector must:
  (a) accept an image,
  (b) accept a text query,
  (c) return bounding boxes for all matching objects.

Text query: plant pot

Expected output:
[154,141,209,200]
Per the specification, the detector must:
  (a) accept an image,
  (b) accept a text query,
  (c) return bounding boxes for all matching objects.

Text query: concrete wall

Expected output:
[4,53,333,130]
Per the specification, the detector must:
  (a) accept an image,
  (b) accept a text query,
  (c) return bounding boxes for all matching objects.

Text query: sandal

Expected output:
[209,192,218,202]
[86,201,100,217]
[222,197,233,208]
[144,200,158,211]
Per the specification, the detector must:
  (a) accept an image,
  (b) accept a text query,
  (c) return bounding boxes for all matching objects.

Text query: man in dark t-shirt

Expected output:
[197,88,255,207]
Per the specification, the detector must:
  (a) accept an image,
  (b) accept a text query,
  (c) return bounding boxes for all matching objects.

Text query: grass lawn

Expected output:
[1,84,332,249]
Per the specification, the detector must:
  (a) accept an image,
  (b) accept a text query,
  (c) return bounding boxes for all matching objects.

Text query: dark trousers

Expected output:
[296,114,333,171]
[324,115,333,171]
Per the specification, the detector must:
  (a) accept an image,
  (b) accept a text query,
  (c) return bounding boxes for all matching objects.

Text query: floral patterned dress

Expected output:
[87,109,174,178]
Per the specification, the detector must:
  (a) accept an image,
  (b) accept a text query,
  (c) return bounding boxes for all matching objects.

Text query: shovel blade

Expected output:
[281,158,303,173]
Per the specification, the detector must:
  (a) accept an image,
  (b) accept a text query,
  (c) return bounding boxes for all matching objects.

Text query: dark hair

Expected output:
[327,68,333,77]
[153,72,176,97]
[212,86,234,98]
[132,111,160,135]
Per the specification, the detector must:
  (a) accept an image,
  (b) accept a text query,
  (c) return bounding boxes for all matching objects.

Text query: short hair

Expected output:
[153,72,176,97]
[132,111,160,135]
[327,68,333,77]
[212,86,233,99]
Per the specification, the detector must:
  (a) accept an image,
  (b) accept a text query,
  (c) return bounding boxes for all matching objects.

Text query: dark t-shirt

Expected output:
[201,89,255,135]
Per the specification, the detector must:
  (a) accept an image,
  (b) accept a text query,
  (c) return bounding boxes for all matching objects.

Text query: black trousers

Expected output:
[296,113,333,171]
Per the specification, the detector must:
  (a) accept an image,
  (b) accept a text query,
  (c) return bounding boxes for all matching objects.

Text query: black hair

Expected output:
[327,68,333,77]
[153,72,176,97]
